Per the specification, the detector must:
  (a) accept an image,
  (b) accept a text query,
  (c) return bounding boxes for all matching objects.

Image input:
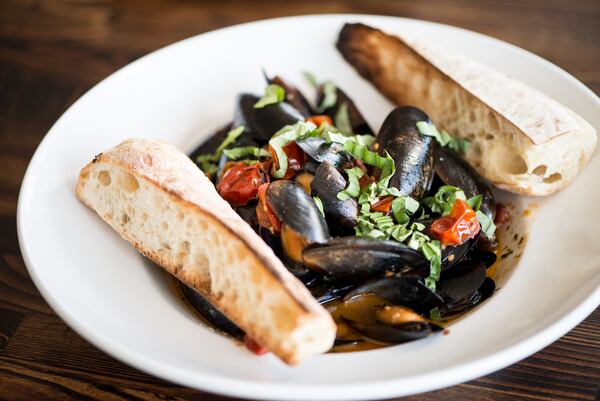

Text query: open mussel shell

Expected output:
[317,85,373,135]
[339,294,441,344]
[309,279,356,304]
[296,136,352,168]
[344,274,444,314]
[434,146,496,219]
[376,106,435,199]
[437,260,487,306]
[178,282,244,339]
[311,161,358,232]
[441,276,496,317]
[264,72,313,117]
[233,93,304,142]
[267,180,330,243]
[303,237,427,281]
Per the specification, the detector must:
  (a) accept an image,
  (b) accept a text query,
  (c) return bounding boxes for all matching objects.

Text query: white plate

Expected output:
[17,15,600,400]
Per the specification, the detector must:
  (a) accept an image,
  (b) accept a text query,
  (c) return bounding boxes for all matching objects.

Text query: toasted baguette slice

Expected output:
[337,23,597,196]
[76,138,336,364]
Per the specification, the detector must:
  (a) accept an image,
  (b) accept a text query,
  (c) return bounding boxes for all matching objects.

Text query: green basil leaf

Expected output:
[322,127,376,147]
[195,126,245,175]
[334,102,353,134]
[429,308,441,321]
[476,210,496,238]
[317,80,337,112]
[466,195,483,211]
[448,137,471,154]
[222,146,271,160]
[337,167,365,201]
[254,84,285,108]
[269,121,316,178]
[313,196,325,218]
[303,71,318,88]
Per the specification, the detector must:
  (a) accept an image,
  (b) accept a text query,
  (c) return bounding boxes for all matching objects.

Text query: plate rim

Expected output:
[16,13,600,400]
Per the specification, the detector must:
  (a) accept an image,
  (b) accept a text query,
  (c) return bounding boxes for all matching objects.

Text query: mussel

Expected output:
[434,146,496,219]
[296,136,352,169]
[266,180,330,265]
[233,93,304,142]
[310,161,358,232]
[440,277,496,317]
[344,274,444,314]
[420,218,479,270]
[178,282,244,339]
[376,106,435,199]
[189,123,232,161]
[468,248,497,268]
[338,293,441,343]
[303,237,427,281]
[264,72,313,117]
[317,84,373,135]
[309,279,356,304]
[437,260,486,306]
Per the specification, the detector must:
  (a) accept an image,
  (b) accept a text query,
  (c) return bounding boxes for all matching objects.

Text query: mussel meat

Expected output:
[233,93,304,142]
[311,161,358,232]
[376,106,435,199]
[339,293,441,343]
[303,237,427,281]
[434,146,496,219]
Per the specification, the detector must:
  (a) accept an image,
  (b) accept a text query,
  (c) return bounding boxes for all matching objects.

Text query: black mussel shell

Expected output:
[178,282,243,339]
[296,136,352,168]
[317,85,373,135]
[189,123,232,161]
[309,279,356,304]
[264,72,313,117]
[303,237,427,281]
[437,260,486,305]
[266,180,330,244]
[376,106,435,199]
[344,275,444,314]
[233,93,304,142]
[434,146,496,220]
[468,249,497,268]
[311,161,358,232]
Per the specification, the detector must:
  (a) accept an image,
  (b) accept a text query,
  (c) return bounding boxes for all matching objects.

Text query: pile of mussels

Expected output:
[187,73,501,351]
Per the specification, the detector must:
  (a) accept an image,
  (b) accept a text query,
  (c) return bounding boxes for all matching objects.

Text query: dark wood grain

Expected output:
[1,0,599,400]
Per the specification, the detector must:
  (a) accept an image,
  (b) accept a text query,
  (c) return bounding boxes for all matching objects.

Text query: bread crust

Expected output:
[76,138,336,365]
[337,23,597,196]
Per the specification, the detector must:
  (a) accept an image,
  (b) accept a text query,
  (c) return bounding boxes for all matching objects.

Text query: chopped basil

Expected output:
[195,126,245,176]
[476,210,496,238]
[254,84,285,109]
[466,195,483,211]
[342,141,395,192]
[334,102,353,134]
[269,121,316,178]
[423,185,467,216]
[429,308,441,321]
[416,121,471,153]
[337,167,365,201]
[317,80,337,112]
[391,196,419,225]
[222,146,271,160]
[313,196,325,218]
[302,71,318,88]
[448,137,471,154]
[322,127,375,147]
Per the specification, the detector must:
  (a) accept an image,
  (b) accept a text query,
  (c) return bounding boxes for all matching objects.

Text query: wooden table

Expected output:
[1,0,599,400]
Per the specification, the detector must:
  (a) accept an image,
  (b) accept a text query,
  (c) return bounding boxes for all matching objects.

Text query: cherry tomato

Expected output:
[216,162,264,206]
[306,114,333,127]
[269,142,305,179]
[371,196,394,214]
[256,183,282,233]
[244,335,269,355]
[431,199,480,246]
